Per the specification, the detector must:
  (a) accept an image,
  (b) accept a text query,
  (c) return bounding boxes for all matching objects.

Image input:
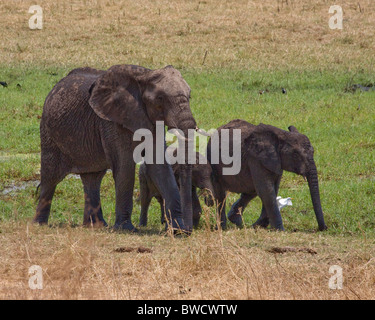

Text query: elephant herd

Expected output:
[33,64,327,234]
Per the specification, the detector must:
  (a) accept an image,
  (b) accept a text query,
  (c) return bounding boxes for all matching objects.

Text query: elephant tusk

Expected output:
[195,127,213,137]
[168,128,192,141]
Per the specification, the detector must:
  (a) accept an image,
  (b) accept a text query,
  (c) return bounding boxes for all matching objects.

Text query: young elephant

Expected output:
[139,150,214,228]
[207,119,327,231]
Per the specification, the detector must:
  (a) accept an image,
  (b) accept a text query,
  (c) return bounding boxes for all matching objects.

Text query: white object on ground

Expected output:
[276,196,293,211]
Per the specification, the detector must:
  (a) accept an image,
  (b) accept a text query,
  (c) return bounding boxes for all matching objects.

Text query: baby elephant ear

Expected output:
[89,66,154,133]
[246,127,282,175]
[288,126,299,133]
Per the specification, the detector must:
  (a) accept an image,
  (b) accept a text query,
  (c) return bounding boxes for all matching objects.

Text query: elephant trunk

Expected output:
[178,127,195,232]
[172,114,212,232]
[175,103,197,132]
[306,160,327,231]
[201,178,216,207]
[165,103,197,232]
[179,163,193,232]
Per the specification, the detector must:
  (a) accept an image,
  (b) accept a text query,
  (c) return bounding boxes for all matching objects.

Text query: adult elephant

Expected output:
[207,119,327,231]
[33,64,201,233]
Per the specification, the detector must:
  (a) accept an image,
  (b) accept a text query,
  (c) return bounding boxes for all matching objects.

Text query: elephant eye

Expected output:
[293,151,300,159]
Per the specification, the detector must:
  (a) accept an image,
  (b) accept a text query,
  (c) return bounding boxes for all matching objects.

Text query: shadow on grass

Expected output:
[41,222,168,237]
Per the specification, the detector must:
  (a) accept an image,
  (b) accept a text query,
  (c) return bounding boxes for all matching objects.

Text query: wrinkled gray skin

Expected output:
[138,150,215,228]
[207,119,327,231]
[33,65,198,233]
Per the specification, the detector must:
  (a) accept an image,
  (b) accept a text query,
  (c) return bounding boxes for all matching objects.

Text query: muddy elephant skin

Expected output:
[207,119,327,231]
[33,65,198,232]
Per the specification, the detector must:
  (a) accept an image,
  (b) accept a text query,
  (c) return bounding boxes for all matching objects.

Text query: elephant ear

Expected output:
[88,65,154,133]
[288,125,299,133]
[245,124,282,175]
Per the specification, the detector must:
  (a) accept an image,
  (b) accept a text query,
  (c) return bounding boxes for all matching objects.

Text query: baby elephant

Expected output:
[207,119,327,231]
[138,150,214,228]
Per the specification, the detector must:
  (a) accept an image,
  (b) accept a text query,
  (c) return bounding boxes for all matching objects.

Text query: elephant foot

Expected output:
[113,221,139,233]
[318,223,328,231]
[139,217,148,227]
[275,224,285,231]
[173,228,192,236]
[269,220,285,231]
[32,218,49,225]
[252,217,269,229]
[214,221,227,231]
[193,217,200,229]
[164,224,192,236]
[83,219,108,228]
[252,220,284,231]
[33,211,50,225]
[252,223,266,230]
[164,217,191,236]
[227,212,243,228]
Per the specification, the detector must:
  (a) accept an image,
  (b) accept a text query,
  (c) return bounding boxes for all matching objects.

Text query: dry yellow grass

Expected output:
[1,217,374,300]
[1,0,375,70]
[1,0,375,300]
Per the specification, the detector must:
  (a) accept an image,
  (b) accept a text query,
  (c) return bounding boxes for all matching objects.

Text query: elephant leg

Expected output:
[251,163,284,231]
[145,162,186,232]
[34,183,57,224]
[80,170,107,227]
[192,186,202,228]
[217,198,227,230]
[139,169,152,227]
[228,192,256,227]
[33,146,67,225]
[274,175,281,197]
[155,195,167,224]
[252,205,269,228]
[258,193,282,230]
[253,175,281,229]
[112,159,137,232]
[139,193,153,227]
[215,187,227,230]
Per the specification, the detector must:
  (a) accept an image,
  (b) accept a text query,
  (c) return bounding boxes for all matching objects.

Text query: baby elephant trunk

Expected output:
[202,181,216,207]
[306,160,328,231]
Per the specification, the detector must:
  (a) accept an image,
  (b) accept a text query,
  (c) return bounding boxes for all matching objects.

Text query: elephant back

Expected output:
[42,67,105,129]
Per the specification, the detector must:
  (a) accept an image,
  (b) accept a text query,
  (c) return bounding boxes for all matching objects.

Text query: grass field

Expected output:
[1,0,374,300]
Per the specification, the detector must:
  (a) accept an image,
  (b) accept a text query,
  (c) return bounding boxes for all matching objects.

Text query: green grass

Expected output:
[1,66,374,236]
